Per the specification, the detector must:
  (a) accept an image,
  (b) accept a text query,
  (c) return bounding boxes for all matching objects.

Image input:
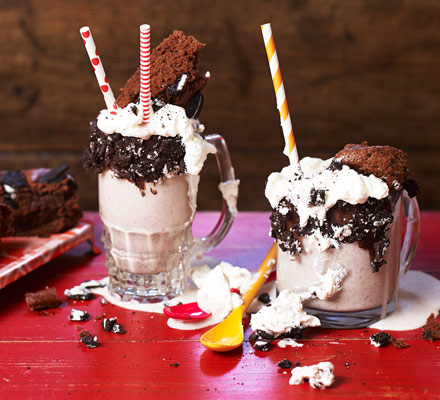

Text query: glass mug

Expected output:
[276,192,420,328]
[99,134,235,303]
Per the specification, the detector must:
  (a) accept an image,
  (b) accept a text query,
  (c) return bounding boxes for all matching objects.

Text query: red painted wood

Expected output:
[0,211,439,399]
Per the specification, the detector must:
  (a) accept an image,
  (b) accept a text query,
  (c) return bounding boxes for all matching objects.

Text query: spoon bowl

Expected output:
[200,305,245,352]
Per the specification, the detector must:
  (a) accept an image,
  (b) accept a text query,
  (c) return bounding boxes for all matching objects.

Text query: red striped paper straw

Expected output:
[261,23,300,167]
[80,26,118,114]
[140,24,151,124]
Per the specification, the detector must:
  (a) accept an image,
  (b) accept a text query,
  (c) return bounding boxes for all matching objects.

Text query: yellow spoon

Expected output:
[200,242,277,352]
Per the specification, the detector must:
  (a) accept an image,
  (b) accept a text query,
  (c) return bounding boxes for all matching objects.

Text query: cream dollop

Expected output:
[250,289,321,337]
[289,362,335,389]
[97,102,216,175]
[218,179,240,215]
[191,262,253,320]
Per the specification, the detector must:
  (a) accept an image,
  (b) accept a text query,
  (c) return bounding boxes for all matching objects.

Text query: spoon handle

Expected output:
[241,242,277,311]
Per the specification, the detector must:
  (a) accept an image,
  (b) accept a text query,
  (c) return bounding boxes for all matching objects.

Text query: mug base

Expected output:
[305,299,397,329]
[107,263,186,304]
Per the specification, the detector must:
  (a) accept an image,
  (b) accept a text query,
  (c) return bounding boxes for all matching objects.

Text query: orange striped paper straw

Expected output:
[261,23,300,167]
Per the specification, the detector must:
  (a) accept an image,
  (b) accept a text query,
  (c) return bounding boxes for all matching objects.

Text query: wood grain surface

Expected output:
[0,212,439,399]
[0,0,439,211]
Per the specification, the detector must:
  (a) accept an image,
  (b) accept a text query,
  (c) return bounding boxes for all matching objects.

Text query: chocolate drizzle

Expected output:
[270,193,399,272]
[83,123,186,189]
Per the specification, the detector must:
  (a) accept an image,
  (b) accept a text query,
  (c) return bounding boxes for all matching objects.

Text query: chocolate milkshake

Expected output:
[84,31,237,302]
[266,143,420,327]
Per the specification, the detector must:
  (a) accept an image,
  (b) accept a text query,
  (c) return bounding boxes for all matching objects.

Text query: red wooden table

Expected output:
[1,211,439,399]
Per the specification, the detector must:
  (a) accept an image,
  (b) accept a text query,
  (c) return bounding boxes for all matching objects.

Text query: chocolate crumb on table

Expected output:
[422,313,440,342]
[277,359,293,369]
[80,330,100,348]
[25,287,63,310]
[390,337,410,349]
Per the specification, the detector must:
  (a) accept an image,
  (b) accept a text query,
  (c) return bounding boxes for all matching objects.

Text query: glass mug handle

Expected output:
[400,191,420,276]
[191,134,236,256]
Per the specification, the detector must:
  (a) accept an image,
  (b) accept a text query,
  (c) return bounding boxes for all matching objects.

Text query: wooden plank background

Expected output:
[0,0,439,211]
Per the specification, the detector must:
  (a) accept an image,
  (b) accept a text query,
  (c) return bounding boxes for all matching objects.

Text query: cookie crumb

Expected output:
[370,331,392,347]
[69,309,90,322]
[102,317,126,334]
[277,359,293,369]
[80,331,100,348]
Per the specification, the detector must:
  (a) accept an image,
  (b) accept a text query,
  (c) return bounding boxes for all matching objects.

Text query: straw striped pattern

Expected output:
[140,24,151,124]
[261,23,299,166]
[80,26,118,114]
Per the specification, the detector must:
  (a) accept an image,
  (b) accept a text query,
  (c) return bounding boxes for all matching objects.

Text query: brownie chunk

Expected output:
[25,287,63,310]
[116,30,209,114]
[0,167,82,237]
[333,142,411,191]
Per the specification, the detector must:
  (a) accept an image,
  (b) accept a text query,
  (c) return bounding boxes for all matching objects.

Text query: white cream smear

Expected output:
[369,271,440,330]
[90,261,276,331]
[218,179,240,215]
[89,271,438,332]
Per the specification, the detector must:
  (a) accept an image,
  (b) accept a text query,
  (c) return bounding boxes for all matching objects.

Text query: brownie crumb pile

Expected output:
[25,287,63,311]
[422,313,440,342]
